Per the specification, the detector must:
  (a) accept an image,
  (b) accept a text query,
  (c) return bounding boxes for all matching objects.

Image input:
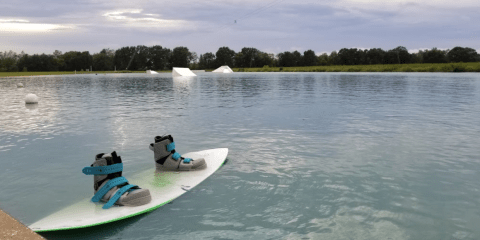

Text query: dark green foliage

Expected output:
[215,47,235,67]
[133,45,151,70]
[17,54,58,71]
[149,45,171,70]
[303,50,317,66]
[61,51,92,71]
[329,51,340,65]
[384,46,411,64]
[114,47,137,70]
[277,51,294,67]
[93,49,115,71]
[199,52,216,69]
[338,48,363,65]
[447,47,478,63]
[233,47,273,68]
[3,45,479,73]
[365,48,385,65]
[0,51,19,72]
[278,51,302,67]
[237,47,259,68]
[422,48,447,63]
[170,46,194,68]
[317,53,329,66]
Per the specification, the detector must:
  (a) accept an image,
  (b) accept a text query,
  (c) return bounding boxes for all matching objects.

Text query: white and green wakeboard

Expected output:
[29,148,228,232]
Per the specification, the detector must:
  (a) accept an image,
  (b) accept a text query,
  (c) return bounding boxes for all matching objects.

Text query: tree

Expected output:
[410,51,423,63]
[199,52,216,69]
[215,47,235,67]
[317,53,329,66]
[149,45,171,70]
[52,50,65,70]
[422,47,447,63]
[256,52,275,67]
[278,51,294,67]
[384,46,411,64]
[0,50,19,72]
[169,46,194,68]
[365,48,385,65]
[303,50,317,66]
[234,52,244,68]
[447,47,479,63]
[114,46,137,70]
[292,51,303,66]
[329,51,340,65]
[132,45,151,70]
[338,48,363,65]
[93,48,115,71]
[238,47,259,68]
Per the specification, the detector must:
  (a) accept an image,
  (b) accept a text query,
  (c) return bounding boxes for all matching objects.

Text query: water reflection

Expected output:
[0,79,60,134]
[25,103,39,110]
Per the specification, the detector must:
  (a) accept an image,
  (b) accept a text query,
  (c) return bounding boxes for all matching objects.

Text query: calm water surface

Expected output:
[1,72,480,240]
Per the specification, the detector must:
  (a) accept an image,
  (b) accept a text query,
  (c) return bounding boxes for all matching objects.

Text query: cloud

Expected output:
[102,9,194,30]
[1,0,479,54]
[0,19,75,33]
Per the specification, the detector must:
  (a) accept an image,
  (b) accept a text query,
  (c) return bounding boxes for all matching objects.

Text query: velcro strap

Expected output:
[172,152,181,160]
[82,163,123,175]
[102,184,137,209]
[166,142,175,152]
[91,177,128,202]
[183,158,192,163]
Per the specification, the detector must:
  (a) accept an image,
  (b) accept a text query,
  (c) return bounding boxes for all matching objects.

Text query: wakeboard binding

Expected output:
[82,151,151,209]
[149,135,207,171]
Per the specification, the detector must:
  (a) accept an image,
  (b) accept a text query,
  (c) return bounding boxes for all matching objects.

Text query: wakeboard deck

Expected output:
[29,148,228,232]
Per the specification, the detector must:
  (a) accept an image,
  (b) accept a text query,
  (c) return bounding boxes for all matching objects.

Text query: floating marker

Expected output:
[25,93,39,104]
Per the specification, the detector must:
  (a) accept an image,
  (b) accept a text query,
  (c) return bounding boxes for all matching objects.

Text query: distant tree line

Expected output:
[0,45,478,72]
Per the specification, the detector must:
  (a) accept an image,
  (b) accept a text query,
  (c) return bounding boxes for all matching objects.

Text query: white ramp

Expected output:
[212,65,233,73]
[146,70,159,74]
[172,67,196,77]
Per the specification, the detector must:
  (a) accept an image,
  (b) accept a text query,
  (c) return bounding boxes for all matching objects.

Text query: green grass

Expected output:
[0,70,148,77]
[2,63,479,77]
[232,62,480,73]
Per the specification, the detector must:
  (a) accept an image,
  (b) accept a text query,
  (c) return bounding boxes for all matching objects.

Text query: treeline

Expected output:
[0,45,478,72]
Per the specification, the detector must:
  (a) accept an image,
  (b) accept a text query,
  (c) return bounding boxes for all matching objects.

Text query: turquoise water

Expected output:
[1,72,480,240]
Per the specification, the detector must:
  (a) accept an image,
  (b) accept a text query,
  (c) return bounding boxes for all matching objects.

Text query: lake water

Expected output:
[1,72,480,240]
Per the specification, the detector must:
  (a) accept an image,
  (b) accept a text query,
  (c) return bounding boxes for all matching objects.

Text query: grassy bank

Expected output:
[233,62,480,73]
[0,70,147,77]
[2,63,479,77]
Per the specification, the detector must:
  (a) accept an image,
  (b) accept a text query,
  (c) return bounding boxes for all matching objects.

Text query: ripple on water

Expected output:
[2,73,480,240]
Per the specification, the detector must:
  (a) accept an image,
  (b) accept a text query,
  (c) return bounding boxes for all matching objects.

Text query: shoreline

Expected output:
[233,62,480,73]
[0,208,44,239]
[0,63,479,78]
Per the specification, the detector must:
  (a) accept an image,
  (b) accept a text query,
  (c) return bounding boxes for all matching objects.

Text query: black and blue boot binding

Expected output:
[82,151,151,209]
[149,135,207,171]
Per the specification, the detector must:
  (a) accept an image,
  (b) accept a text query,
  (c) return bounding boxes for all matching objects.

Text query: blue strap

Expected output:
[82,163,123,175]
[102,184,137,209]
[166,142,175,152]
[172,152,181,160]
[183,158,192,163]
[91,177,128,202]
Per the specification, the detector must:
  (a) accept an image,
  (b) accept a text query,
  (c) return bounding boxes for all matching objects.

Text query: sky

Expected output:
[0,0,479,56]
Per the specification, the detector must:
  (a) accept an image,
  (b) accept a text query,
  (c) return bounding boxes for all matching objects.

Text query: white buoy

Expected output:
[17,83,24,88]
[25,93,39,104]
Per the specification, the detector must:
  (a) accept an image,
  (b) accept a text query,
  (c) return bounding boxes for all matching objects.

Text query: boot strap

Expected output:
[82,163,123,175]
[91,176,128,203]
[102,184,137,209]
